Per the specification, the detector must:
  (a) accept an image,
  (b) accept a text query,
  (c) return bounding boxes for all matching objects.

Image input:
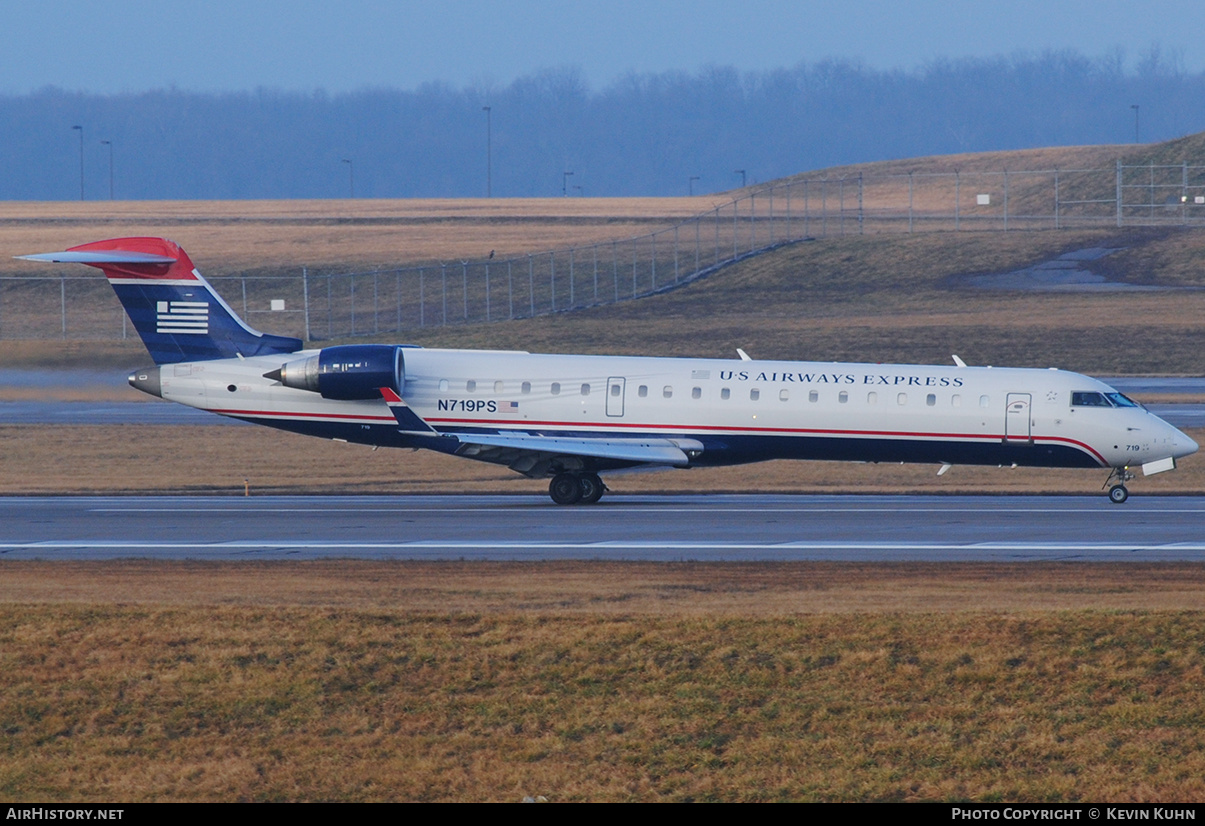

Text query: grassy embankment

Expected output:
[3,562,1205,802]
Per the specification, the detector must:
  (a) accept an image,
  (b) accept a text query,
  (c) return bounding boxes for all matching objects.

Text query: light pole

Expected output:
[562,170,573,197]
[342,158,354,198]
[689,176,700,196]
[1131,104,1140,143]
[734,169,746,188]
[100,140,114,200]
[482,105,492,197]
[71,125,83,200]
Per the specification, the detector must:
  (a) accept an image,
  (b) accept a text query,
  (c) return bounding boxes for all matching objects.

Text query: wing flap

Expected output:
[453,433,702,466]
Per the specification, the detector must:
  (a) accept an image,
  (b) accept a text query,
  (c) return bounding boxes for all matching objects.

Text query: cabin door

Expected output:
[606,377,626,417]
[1004,393,1032,444]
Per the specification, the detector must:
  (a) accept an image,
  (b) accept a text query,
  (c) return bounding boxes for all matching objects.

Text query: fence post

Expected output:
[908,172,914,233]
[302,267,310,341]
[750,192,756,250]
[857,173,864,235]
[769,184,774,243]
[612,240,619,301]
[838,178,845,235]
[1184,162,1189,224]
[1116,160,1123,227]
[955,171,960,231]
[673,225,679,283]
[1054,169,1060,229]
[1003,169,1009,232]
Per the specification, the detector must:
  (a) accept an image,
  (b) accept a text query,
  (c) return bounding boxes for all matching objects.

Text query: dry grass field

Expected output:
[2,564,1205,802]
[6,140,1205,802]
[0,196,723,274]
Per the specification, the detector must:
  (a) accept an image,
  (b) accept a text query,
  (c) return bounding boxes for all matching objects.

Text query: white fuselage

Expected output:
[150,348,1198,473]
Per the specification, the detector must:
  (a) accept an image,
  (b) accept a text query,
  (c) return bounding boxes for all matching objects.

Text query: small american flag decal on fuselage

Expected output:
[156,300,209,334]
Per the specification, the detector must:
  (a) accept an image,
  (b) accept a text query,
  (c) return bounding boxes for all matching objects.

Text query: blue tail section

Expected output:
[18,237,302,364]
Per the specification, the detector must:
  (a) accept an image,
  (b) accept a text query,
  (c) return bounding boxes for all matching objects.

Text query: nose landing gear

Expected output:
[1103,467,1135,504]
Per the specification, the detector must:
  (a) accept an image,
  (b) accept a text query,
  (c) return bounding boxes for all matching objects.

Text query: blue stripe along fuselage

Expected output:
[225,413,1105,470]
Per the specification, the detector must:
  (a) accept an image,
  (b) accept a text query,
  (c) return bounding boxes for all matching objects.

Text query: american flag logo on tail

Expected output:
[156,300,209,334]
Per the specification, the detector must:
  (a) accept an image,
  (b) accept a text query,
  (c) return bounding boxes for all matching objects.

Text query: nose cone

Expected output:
[1174,428,1200,460]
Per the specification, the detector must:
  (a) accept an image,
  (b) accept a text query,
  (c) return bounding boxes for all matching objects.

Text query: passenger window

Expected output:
[466,380,476,392]
[439,379,449,391]
[839,391,848,403]
[779,389,789,402]
[897,393,907,405]
[663,386,673,399]
[721,388,731,400]
[692,387,702,400]
[521,381,531,394]
[926,393,936,407]
[494,380,504,393]
[979,395,990,408]
[638,385,648,398]
[808,390,818,403]
[750,389,760,401]
[581,383,590,396]
[867,391,877,405]
[952,394,961,407]
[551,382,560,395]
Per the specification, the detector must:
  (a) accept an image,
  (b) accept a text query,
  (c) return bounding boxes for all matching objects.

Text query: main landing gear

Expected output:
[1103,467,1135,504]
[549,471,606,505]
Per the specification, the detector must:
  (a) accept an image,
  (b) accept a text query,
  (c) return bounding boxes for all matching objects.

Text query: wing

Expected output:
[380,388,703,476]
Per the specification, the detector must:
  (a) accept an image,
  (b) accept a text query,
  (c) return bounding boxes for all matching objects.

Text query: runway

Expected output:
[3,494,1205,561]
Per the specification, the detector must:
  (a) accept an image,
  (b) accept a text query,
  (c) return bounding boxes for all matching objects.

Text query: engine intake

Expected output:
[266,344,404,400]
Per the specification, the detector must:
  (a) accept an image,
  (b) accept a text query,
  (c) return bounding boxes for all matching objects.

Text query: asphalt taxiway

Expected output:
[3,494,1205,562]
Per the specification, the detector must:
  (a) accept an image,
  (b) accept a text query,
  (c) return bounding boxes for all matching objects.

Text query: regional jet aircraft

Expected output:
[18,237,1198,504]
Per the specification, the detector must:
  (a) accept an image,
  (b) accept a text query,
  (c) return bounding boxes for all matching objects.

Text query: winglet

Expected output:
[380,387,437,433]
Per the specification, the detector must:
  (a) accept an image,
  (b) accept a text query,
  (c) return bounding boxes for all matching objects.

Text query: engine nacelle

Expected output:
[267,344,404,400]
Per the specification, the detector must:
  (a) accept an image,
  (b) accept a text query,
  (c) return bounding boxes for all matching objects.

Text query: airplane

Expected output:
[17,236,1199,505]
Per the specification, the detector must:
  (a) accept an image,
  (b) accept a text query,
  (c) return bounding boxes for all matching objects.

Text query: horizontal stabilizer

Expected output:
[16,251,178,265]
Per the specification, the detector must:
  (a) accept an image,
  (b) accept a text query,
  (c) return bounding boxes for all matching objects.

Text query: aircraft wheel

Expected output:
[549,472,583,505]
[579,473,605,505]
[1108,484,1129,504]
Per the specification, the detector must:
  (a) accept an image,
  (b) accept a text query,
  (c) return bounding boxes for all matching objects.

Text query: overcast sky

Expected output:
[2,0,1202,95]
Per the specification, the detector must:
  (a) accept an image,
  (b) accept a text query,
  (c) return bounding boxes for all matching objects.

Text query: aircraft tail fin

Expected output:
[16,237,303,364]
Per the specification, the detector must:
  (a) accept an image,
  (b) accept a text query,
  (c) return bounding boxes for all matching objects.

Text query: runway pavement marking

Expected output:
[81,506,1205,515]
[4,541,1205,552]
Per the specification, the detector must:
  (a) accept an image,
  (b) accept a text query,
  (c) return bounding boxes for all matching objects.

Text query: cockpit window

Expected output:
[1105,392,1141,408]
[1071,391,1111,407]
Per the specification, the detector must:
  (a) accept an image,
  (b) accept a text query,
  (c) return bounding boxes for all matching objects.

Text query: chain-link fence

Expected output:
[7,160,1205,342]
